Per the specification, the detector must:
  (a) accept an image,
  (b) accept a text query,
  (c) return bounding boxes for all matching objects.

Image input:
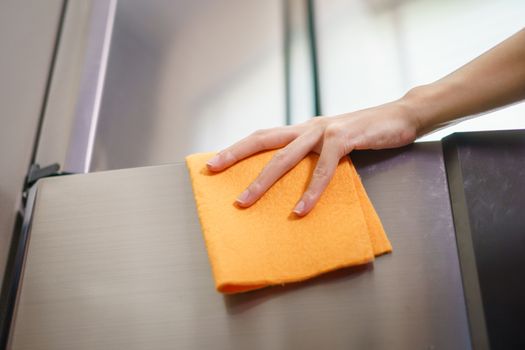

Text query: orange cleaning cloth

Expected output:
[186,150,391,294]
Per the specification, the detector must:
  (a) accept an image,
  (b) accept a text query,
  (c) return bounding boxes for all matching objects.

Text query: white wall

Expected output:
[316,0,525,141]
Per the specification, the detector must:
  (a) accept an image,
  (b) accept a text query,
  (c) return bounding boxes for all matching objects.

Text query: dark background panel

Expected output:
[444,130,525,350]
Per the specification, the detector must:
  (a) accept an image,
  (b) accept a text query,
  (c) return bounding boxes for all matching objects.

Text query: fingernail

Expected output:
[293,200,305,215]
[206,155,220,168]
[236,189,251,204]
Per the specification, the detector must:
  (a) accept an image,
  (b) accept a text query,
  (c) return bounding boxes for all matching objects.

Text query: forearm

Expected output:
[401,28,525,136]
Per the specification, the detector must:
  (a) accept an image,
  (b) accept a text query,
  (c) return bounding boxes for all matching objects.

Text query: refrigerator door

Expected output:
[9,143,470,349]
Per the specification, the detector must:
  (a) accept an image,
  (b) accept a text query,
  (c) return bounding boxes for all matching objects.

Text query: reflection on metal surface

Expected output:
[10,144,470,349]
[35,0,93,170]
[90,0,284,171]
[64,0,117,173]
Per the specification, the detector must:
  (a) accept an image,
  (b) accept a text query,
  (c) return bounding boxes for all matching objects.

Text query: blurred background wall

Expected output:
[315,0,525,141]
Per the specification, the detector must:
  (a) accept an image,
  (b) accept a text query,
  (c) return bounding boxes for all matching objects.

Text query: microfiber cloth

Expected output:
[186,150,392,294]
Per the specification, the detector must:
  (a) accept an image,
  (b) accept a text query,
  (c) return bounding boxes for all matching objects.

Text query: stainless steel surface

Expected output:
[90,0,285,171]
[63,0,117,173]
[0,0,64,287]
[35,1,102,171]
[10,142,470,349]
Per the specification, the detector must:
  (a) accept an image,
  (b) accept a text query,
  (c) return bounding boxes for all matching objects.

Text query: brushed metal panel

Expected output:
[10,143,470,349]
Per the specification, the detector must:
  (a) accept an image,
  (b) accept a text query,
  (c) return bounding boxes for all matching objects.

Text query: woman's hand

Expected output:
[206,28,525,216]
[206,99,421,216]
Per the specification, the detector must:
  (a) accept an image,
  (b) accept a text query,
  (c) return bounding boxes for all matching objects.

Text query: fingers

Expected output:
[236,130,321,207]
[293,127,347,216]
[207,127,299,172]
[208,120,350,217]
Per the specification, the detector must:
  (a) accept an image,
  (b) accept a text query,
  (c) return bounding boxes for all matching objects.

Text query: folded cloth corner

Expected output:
[186,150,391,294]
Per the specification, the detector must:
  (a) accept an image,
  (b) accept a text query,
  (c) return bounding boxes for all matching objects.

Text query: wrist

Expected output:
[402,79,470,138]
[399,84,444,137]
